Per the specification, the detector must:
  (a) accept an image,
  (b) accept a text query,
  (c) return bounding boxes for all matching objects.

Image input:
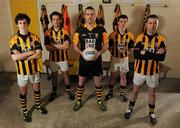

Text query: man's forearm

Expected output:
[54,43,69,50]
[45,45,57,51]
[99,43,109,54]
[11,51,34,61]
[73,44,82,55]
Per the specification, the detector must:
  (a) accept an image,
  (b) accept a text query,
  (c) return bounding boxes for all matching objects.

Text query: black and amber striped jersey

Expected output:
[9,32,43,75]
[134,32,166,75]
[44,27,70,62]
[108,31,134,58]
[73,23,108,63]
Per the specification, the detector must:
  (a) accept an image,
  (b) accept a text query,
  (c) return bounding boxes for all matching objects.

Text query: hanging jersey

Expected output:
[134,32,166,75]
[96,18,105,26]
[63,5,71,34]
[9,32,43,75]
[44,27,70,62]
[73,23,108,63]
[109,31,134,58]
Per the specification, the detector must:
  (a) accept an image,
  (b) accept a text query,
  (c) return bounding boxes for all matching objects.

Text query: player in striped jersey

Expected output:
[105,14,134,102]
[124,14,166,125]
[9,13,48,122]
[44,11,75,102]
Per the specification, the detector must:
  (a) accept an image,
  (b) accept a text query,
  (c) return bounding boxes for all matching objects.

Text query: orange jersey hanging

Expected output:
[62,5,71,35]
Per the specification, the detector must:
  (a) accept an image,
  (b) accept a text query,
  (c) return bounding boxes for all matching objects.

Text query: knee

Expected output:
[19,86,27,94]
[121,78,126,84]
[132,88,139,95]
[120,74,126,81]
[94,81,101,87]
[78,81,85,87]
[19,90,27,95]
[52,72,58,78]
[78,84,84,88]
[32,84,40,91]
[149,91,156,97]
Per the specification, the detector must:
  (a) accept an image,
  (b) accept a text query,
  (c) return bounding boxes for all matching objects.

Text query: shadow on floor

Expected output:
[157,78,180,93]
[0,72,17,104]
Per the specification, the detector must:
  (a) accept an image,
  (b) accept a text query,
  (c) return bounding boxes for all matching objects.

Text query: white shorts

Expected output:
[17,72,41,87]
[49,60,69,72]
[133,72,159,88]
[110,57,129,73]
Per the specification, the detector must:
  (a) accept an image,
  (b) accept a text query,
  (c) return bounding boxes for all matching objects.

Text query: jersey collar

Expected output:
[84,23,97,31]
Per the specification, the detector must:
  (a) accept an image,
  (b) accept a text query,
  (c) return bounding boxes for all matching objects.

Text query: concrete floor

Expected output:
[0,72,180,128]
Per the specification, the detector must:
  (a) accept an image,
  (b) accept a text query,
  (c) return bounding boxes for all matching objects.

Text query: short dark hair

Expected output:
[15,13,31,25]
[146,14,158,22]
[50,11,62,21]
[85,6,95,12]
[118,14,128,21]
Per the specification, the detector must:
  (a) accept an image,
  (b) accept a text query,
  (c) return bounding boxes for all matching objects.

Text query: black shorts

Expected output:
[79,60,103,77]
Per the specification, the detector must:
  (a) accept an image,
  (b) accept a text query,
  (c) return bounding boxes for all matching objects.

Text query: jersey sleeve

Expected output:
[128,33,135,48]
[9,37,18,54]
[44,30,51,45]
[101,27,108,45]
[108,32,115,52]
[73,29,80,45]
[64,29,71,43]
[34,35,43,50]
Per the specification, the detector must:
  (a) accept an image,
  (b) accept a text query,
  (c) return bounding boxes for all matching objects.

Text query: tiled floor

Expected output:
[0,72,180,128]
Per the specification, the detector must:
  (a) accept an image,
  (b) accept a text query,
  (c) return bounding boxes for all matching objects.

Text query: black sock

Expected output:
[149,104,155,114]
[129,101,135,110]
[52,86,57,93]
[109,84,114,91]
[120,85,126,93]
[19,94,27,113]
[34,90,41,106]
[76,85,84,102]
[95,86,103,102]
[66,85,70,93]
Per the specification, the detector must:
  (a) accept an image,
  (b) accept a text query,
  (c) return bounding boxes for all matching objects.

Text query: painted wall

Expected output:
[0,0,14,72]
[0,0,180,78]
[9,0,40,36]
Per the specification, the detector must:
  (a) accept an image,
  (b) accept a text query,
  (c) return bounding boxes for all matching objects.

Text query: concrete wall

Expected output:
[0,0,14,72]
[0,0,179,78]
